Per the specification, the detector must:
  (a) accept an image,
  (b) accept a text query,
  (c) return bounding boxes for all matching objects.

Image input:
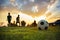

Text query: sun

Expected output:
[40,16,46,20]
[36,16,46,22]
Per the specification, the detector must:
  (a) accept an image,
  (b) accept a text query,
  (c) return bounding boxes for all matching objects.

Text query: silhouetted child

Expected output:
[7,13,12,24]
[16,15,20,26]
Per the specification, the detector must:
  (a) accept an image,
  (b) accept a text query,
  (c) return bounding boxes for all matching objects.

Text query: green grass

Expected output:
[0,26,60,40]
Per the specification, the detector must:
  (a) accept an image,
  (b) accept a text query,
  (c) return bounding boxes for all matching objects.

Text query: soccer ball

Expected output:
[37,20,49,30]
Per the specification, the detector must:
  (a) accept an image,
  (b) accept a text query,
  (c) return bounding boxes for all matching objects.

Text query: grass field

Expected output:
[0,26,60,40]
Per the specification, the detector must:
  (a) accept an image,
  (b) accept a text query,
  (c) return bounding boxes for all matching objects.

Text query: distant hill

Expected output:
[54,20,60,25]
[49,20,60,26]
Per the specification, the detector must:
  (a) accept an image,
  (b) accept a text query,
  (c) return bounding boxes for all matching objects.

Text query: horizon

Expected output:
[0,0,60,26]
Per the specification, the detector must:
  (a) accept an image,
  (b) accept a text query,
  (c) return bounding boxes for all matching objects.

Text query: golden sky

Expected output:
[0,0,60,26]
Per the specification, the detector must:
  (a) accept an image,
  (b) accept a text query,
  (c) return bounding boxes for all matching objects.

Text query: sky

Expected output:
[0,0,60,26]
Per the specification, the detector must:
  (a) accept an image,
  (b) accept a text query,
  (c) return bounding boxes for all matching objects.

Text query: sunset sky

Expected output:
[0,0,60,26]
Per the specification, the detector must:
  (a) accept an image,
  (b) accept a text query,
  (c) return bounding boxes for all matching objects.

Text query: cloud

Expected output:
[31,5,38,13]
[23,0,27,4]
[29,0,35,2]
[44,0,60,19]
[0,0,10,6]
[10,0,15,2]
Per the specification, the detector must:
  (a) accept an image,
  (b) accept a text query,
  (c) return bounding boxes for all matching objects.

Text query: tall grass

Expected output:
[0,26,60,40]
